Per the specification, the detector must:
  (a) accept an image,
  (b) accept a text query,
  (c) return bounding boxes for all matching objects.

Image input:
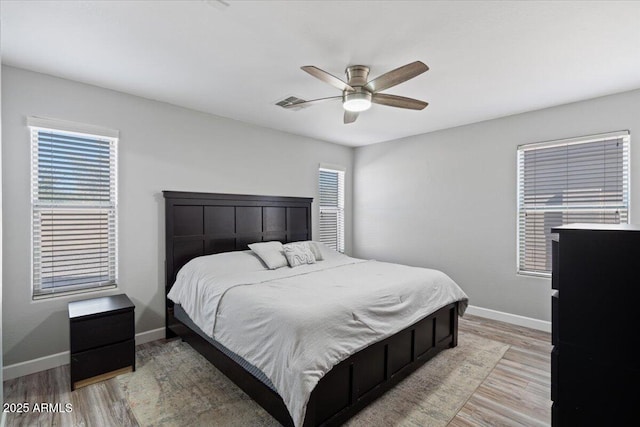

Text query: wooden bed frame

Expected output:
[164,191,459,426]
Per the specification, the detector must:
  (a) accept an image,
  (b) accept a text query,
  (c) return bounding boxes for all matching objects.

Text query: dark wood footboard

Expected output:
[303,302,458,426]
[168,302,459,427]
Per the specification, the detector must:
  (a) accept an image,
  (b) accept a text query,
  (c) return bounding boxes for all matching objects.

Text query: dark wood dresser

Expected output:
[551,224,640,426]
[68,293,135,390]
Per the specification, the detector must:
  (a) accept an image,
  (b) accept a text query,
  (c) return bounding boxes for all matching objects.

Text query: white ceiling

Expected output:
[2,1,640,147]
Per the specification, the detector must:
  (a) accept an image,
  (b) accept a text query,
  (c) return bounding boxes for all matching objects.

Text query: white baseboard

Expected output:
[134,327,166,345]
[2,351,70,381]
[2,327,165,381]
[465,305,551,333]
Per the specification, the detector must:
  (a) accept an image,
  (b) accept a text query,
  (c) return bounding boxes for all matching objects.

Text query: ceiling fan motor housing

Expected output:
[343,66,373,112]
[345,65,370,87]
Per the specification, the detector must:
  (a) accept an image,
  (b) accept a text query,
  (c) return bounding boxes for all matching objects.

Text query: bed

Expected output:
[164,191,468,427]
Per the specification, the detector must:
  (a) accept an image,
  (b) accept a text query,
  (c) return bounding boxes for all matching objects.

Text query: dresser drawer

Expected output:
[551,291,559,345]
[71,339,135,384]
[551,346,558,403]
[70,309,134,353]
[551,239,559,290]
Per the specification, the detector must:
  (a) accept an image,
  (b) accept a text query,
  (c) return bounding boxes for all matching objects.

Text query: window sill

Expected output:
[517,270,551,279]
[32,284,118,301]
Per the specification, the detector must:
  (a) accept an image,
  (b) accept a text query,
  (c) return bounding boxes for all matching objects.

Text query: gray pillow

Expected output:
[283,242,317,267]
[248,241,288,269]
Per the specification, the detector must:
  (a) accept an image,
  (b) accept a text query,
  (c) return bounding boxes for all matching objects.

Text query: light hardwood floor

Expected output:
[451,315,552,426]
[3,314,551,427]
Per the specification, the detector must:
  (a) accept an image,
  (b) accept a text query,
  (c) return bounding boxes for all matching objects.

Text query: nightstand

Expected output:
[68,293,135,391]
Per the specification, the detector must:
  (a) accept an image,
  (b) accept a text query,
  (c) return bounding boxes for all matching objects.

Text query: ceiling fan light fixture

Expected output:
[343,91,372,112]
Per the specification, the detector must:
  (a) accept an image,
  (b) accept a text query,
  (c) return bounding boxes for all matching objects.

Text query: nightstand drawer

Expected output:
[71,339,135,383]
[70,310,134,353]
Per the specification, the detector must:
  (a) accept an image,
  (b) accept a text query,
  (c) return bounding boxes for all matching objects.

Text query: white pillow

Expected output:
[248,241,288,269]
[283,242,316,267]
[302,241,324,261]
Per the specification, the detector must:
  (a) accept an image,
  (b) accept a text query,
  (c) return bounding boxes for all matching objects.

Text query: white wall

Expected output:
[353,89,640,322]
[1,66,353,367]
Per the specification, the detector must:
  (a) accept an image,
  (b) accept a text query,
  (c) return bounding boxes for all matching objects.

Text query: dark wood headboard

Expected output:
[163,191,312,334]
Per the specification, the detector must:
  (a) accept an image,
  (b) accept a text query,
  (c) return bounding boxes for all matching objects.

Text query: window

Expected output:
[29,117,118,298]
[517,131,629,276]
[318,167,345,253]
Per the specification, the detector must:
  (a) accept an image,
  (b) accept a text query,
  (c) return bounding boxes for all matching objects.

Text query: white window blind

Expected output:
[30,125,118,298]
[319,168,345,253]
[517,131,630,276]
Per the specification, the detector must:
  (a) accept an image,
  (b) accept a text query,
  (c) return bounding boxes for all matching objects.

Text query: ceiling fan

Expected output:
[282,61,429,124]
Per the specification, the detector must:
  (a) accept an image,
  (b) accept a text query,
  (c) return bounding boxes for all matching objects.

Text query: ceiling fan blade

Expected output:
[301,66,355,92]
[372,93,428,110]
[365,61,429,93]
[282,95,342,109]
[344,110,359,124]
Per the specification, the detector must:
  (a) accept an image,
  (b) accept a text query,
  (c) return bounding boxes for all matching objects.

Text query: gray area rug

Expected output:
[117,332,509,427]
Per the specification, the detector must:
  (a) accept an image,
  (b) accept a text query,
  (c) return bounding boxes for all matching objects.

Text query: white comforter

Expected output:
[168,253,469,427]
